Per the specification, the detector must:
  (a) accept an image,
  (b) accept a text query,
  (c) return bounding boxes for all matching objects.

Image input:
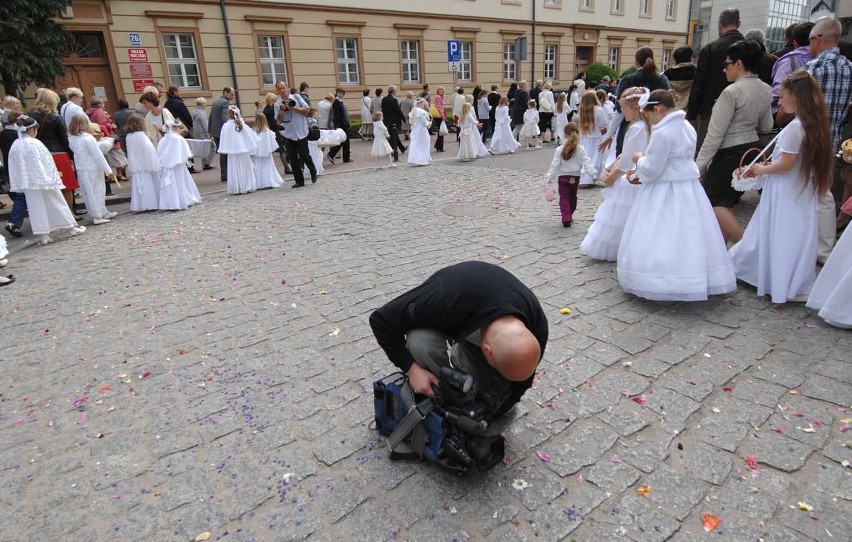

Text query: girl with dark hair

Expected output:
[617,89,735,301]
[730,70,834,303]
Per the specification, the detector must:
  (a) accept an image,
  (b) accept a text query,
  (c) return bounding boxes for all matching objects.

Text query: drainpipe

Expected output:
[219,0,240,106]
[531,1,536,83]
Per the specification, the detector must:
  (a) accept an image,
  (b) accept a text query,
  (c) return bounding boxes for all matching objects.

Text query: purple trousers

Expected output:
[558,175,579,222]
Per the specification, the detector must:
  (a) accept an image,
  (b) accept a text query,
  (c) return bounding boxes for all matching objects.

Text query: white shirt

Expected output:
[546,144,596,180]
[68,133,111,174]
[60,101,87,128]
[636,110,700,184]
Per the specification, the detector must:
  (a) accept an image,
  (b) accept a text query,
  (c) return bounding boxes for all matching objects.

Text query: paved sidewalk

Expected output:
[0,139,849,541]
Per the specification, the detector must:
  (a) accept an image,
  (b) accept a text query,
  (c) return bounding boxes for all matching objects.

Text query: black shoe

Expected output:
[400,146,407,154]
[221,179,227,183]
[292,182,305,188]
[343,159,353,163]
[203,165,214,170]
[5,223,22,238]
[284,166,293,174]
[328,154,336,164]
[188,167,198,174]
[562,221,572,228]
[311,171,318,184]
[75,208,87,216]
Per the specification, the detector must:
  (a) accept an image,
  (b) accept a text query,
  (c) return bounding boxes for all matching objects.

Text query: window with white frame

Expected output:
[608,47,620,71]
[611,0,623,12]
[640,0,651,16]
[580,0,593,10]
[335,37,360,84]
[503,42,516,81]
[458,41,473,81]
[257,36,287,87]
[544,44,557,79]
[163,33,201,88]
[662,48,672,70]
[666,0,676,19]
[401,40,421,83]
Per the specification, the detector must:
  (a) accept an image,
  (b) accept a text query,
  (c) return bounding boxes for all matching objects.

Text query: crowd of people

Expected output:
[0,9,850,329]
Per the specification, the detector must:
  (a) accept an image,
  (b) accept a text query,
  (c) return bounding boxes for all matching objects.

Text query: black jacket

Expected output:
[687,29,745,120]
[0,128,16,182]
[29,111,73,156]
[511,89,529,125]
[487,91,501,121]
[381,94,405,129]
[663,63,697,82]
[164,95,193,130]
[331,98,350,130]
[369,261,548,418]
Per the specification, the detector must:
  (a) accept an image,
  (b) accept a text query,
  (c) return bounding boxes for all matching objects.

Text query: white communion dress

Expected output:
[490,106,520,154]
[254,129,283,189]
[807,224,852,328]
[407,107,432,166]
[126,131,160,211]
[219,119,258,195]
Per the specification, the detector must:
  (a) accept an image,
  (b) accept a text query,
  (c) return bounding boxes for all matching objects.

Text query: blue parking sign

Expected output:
[129,33,141,46]
[447,40,461,62]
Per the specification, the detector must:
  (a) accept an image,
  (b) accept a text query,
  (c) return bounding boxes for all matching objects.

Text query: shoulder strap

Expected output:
[386,380,431,462]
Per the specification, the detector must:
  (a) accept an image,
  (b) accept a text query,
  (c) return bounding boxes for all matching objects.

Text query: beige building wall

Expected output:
[42,0,689,120]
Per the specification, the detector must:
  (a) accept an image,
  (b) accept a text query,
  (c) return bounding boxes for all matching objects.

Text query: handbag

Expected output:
[429,104,440,119]
[97,136,115,155]
[731,131,781,192]
[545,185,555,202]
[842,138,852,164]
[307,122,321,142]
[439,120,448,136]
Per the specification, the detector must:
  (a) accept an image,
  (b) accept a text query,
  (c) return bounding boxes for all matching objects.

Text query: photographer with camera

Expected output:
[274,81,317,188]
[371,261,547,416]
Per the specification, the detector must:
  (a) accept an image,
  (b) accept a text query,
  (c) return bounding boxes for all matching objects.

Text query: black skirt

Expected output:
[703,142,755,208]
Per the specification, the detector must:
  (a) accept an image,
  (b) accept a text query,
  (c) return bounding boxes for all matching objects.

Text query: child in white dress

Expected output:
[407,98,432,166]
[489,97,520,154]
[157,120,195,210]
[546,123,596,227]
[67,116,117,225]
[578,92,608,187]
[253,113,282,189]
[457,103,488,161]
[553,93,569,145]
[519,100,541,149]
[8,115,86,245]
[808,220,852,328]
[617,89,736,301]
[580,87,649,260]
[730,70,833,303]
[124,115,160,212]
[371,112,395,169]
[219,106,257,195]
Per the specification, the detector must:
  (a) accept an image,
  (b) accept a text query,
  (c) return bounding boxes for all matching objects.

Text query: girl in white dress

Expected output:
[253,113,282,189]
[580,87,649,260]
[67,116,117,225]
[407,98,432,166]
[546,123,596,227]
[371,112,395,169]
[578,92,608,186]
[553,93,569,145]
[519,100,541,149]
[457,103,488,161]
[157,120,196,210]
[7,115,86,245]
[730,70,834,303]
[219,106,258,195]
[124,115,160,212]
[617,90,736,301]
[808,221,852,328]
[489,97,520,154]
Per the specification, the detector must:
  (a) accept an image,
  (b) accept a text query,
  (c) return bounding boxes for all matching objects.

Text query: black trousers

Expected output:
[430,118,444,151]
[284,136,316,185]
[329,136,350,161]
[213,136,227,181]
[388,123,406,157]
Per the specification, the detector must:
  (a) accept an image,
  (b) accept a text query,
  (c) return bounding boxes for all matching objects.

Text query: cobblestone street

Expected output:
[1,152,850,542]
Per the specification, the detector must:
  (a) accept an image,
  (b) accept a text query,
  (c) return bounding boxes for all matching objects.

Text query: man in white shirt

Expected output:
[60,87,87,128]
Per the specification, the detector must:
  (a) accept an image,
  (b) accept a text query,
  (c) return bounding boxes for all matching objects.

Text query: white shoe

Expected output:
[389,163,397,168]
[535,145,542,149]
[93,218,111,225]
[68,226,87,235]
[104,211,118,219]
[0,259,7,267]
[39,235,54,245]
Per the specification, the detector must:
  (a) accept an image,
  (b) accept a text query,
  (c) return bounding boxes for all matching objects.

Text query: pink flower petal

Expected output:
[536,451,551,462]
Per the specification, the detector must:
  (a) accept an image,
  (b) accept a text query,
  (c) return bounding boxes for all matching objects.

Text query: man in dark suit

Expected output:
[382,85,407,162]
[487,85,501,139]
[511,80,529,140]
[328,87,353,163]
[686,8,744,149]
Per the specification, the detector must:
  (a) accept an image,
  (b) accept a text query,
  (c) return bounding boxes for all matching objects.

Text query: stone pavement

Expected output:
[0,139,850,542]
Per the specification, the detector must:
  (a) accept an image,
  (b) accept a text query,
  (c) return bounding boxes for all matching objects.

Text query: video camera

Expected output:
[280,98,297,110]
[373,366,505,474]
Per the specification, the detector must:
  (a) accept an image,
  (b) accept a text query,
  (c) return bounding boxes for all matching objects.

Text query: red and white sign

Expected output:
[128,48,148,63]
[129,64,153,77]
[133,79,155,92]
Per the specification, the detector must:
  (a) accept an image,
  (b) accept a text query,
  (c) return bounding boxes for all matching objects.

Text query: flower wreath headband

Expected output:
[16,115,37,138]
[228,105,243,120]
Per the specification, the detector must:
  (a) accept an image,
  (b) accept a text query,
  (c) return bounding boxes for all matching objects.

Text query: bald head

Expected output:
[482,317,541,382]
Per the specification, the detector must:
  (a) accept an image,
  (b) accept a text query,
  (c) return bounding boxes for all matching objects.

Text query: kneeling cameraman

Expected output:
[369,261,548,435]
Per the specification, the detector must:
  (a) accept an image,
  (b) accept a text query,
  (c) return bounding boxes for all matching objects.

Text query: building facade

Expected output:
[30,0,690,119]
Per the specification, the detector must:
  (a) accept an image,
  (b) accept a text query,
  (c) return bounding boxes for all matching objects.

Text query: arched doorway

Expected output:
[57,31,119,115]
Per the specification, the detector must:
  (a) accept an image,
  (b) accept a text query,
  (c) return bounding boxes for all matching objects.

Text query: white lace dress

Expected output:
[126,132,161,211]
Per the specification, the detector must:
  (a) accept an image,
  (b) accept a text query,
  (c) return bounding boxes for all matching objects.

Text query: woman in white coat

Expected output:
[407,98,432,166]
[67,116,117,224]
[537,82,556,143]
[617,90,735,301]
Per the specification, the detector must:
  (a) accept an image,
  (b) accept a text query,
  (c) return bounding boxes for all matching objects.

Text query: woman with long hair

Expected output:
[359,89,373,141]
[577,91,607,187]
[617,89,735,301]
[730,70,833,303]
[28,89,81,217]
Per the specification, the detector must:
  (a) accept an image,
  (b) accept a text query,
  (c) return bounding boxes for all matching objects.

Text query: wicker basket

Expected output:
[731,147,768,192]
[842,138,852,164]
